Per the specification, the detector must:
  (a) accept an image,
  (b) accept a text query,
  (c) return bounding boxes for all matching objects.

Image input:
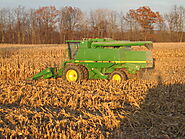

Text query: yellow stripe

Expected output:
[102,61,109,63]
[75,60,147,63]
[75,60,95,63]
[83,60,94,63]
[115,61,147,63]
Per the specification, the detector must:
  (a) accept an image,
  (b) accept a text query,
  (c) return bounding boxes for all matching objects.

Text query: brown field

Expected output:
[0,43,185,138]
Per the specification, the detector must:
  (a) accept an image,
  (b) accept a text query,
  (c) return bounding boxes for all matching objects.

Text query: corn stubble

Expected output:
[0,43,185,138]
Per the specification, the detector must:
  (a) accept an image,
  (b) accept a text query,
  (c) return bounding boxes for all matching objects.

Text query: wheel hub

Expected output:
[112,74,121,81]
[66,69,78,81]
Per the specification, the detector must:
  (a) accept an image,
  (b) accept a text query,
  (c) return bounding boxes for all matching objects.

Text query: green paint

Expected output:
[30,67,57,80]
[89,68,108,79]
[91,41,153,48]
[30,38,155,81]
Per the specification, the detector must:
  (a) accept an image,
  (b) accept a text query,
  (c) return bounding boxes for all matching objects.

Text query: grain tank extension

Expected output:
[29,38,154,82]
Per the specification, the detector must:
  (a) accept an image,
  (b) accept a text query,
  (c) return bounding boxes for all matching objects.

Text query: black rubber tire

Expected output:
[78,65,89,79]
[109,70,127,81]
[63,65,88,81]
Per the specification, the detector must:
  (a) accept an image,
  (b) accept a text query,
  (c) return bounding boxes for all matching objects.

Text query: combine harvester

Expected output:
[29,38,155,82]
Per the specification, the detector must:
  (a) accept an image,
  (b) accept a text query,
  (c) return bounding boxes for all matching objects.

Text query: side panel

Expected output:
[119,49,147,61]
[119,49,147,68]
[75,48,120,61]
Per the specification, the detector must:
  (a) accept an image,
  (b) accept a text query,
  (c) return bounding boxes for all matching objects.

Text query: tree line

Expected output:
[0,5,185,44]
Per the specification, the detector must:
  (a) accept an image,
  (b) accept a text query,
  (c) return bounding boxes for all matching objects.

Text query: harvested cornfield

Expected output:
[0,43,185,138]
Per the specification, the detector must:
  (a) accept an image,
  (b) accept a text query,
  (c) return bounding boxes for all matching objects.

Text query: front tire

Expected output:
[63,65,88,82]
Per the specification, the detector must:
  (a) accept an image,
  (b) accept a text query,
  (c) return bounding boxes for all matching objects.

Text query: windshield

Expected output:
[67,42,80,59]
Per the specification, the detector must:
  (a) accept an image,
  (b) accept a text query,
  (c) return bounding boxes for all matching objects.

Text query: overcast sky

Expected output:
[0,0,185,13]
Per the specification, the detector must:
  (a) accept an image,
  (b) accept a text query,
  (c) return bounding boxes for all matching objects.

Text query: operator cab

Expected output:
[66,41,81,59]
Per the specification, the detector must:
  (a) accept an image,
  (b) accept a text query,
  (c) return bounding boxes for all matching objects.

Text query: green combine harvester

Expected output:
[29,38,154,82]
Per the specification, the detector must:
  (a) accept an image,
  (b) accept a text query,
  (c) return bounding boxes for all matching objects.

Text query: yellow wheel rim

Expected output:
[66,69,78,81]
[112,74,121,81]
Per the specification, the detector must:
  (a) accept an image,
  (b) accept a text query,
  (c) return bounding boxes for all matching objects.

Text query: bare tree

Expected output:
[89,9,108,37]
[34,6,59,43]
[59,6,83,42]
[0,8,8,43]
[106,10,118,39]
[89,9,119,38]
[13,6,29,43]
[165,5,185,42]
[119,12,141,40]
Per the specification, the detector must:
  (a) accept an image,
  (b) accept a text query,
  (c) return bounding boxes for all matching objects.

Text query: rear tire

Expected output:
[109,70,127,82]
[63,65,88,82]
[78,65,89,79]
